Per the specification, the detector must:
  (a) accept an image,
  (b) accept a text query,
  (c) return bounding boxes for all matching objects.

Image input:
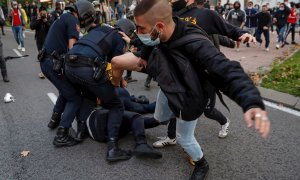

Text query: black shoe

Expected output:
[3,75,9,82]
[285,41,289,45]
[106,139,132,162]
[2,33,5,36]
[53,127,78,147]
[291,41,297,45]
[74,121,87,142]
[246,43,250,47]
[124,76,132,81]
[48,112,61,129]
[133,143,162,159]
[190,157,209,180]
[135,95,149,104]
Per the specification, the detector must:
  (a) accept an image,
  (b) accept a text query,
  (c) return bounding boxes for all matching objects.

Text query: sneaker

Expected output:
[291,41,297,45]
[265,48,269,52]
[38,72,45,79]
[190,157,209,180]
[218,118,230,138]
[276,44,280,49]
[18,44,21,50]
[153,136,176,148]
[246,43,250,47]
[21,47,25,52]
[236,48,240,52]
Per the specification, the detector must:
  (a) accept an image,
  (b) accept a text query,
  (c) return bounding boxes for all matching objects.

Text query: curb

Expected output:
[258,86,300,111]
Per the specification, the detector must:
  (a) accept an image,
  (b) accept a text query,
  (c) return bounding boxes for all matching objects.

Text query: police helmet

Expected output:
[66,0,96,29]
[115,19,136,37]
[92,1,100,7]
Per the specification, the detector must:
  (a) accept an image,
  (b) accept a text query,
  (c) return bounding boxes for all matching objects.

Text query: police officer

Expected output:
[39,1,87,147]
[49,0,64,24]
[64,15,134,161]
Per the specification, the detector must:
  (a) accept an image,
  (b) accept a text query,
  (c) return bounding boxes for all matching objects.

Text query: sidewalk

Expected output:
[221,32,300,110]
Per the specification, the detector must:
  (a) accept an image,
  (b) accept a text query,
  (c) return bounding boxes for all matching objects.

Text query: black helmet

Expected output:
[66,0,96,29]
[115,19,136,37]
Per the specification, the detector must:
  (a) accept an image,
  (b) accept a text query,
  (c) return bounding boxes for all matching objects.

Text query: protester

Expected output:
[214,1,225,16]
[0,35,9,82]
[115,0,126,20]
[226,1,246,51]
[255,4,272,52]
[273,3,291,49]
[285,2,297,44]
[244,1,257,47]
[24,1,31,23]
[30,1,38,21]
[111,0,271,179]
[11,1,26,52]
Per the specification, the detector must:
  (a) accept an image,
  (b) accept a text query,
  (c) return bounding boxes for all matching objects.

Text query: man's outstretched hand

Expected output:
[244,108,271,139]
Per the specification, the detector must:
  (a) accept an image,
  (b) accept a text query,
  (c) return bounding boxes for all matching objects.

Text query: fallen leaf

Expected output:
[20,150,30,157]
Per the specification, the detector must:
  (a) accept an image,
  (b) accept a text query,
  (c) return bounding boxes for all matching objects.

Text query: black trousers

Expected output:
[0,37,7,78]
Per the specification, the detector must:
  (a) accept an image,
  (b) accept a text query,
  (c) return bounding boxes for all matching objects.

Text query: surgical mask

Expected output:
[234,6,240,9]
[279,7,284,11]
[137,24,160,46]
[248,6,252,9]
[18,6,21,9]
[172,0,187,12]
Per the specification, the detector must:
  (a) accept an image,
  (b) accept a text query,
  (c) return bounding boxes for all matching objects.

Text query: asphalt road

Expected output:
[0,29,299,180]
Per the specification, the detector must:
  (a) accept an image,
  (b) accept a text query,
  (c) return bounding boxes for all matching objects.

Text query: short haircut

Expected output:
[134,0,161,17]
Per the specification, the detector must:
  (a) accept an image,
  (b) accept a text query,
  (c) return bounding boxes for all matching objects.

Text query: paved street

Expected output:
[0,29,299,180]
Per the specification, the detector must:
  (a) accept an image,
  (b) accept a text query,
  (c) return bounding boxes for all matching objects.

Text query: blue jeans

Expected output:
[65,65,124,139]
[277,25,287,44]
[154,89,203,161]
[12,26,24,47]
[256,28,270,48]
[40,57,82,128]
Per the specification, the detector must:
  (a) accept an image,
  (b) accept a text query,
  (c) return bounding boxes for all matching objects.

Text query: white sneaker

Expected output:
[276,44,280,49]
[18,44,21,50]
[153,136,176,148]
[21,47,25,52]
[218,118,230,138]
[236,48,240,52]
[265,48,269,52]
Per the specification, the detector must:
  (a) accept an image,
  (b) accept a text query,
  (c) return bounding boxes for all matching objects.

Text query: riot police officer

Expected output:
[0,35,9,82]
[39,0,89,147]
[64,16,135,161]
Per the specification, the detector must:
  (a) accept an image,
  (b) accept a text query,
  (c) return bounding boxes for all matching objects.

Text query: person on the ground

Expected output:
[255,4,272,52]
[64,17,135,162]
[273,3,291,49]
[40,1,83,147]
[244,1,257,47]
[285,2,297,44]
[30,6,50,79]
[111,0,271,179]
[11,1,26,52]
[226,1,246,51]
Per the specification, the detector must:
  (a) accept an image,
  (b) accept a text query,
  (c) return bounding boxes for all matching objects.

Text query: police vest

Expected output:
[75,26,117,57]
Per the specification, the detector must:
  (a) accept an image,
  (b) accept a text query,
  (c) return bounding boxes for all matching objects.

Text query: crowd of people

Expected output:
[1,0,273,179]
[214,0,300,51]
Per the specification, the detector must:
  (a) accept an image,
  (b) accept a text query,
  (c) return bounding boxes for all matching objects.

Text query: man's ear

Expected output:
[156,22,165,32]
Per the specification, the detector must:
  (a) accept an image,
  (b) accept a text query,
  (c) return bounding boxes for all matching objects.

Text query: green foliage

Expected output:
[261,50,300,97]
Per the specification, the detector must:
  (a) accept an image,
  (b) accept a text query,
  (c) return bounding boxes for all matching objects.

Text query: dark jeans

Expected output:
[65,65,124,139]
[256,28,270,48]
[285,23,296,42]
[40,58,82,128]
[117,87,155,114]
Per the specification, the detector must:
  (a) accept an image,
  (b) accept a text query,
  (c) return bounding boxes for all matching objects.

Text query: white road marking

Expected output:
[47,93,57,105]
[13,49,22,57]
[263,100,300,117]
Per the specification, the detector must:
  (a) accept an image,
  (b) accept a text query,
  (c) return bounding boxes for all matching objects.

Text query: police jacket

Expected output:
[146,17,265,120]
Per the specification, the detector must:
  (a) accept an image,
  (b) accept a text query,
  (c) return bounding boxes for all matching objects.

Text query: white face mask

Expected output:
[137,24,161,46]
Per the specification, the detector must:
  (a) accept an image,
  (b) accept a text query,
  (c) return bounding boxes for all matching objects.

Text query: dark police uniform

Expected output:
[65,25,126,141]
[0,35,8,82]
[40,13,81,129]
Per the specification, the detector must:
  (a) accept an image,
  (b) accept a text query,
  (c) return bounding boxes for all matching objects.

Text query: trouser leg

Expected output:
[176,118,203,162]
[167,118,176,139]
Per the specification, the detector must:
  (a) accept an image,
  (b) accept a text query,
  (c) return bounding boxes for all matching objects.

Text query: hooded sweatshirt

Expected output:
[226,1,246,27]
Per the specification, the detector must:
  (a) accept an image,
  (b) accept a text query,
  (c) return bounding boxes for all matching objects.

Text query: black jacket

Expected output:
[274,5,291,27]
[256,11,272,29]
[147,18,264,120]
[30,17,50,50]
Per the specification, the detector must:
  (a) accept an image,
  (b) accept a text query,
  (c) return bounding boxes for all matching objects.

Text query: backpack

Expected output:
[147,33,229,120]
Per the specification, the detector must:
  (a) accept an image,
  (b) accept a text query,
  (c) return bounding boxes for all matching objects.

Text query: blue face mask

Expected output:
[137,24,160,46]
